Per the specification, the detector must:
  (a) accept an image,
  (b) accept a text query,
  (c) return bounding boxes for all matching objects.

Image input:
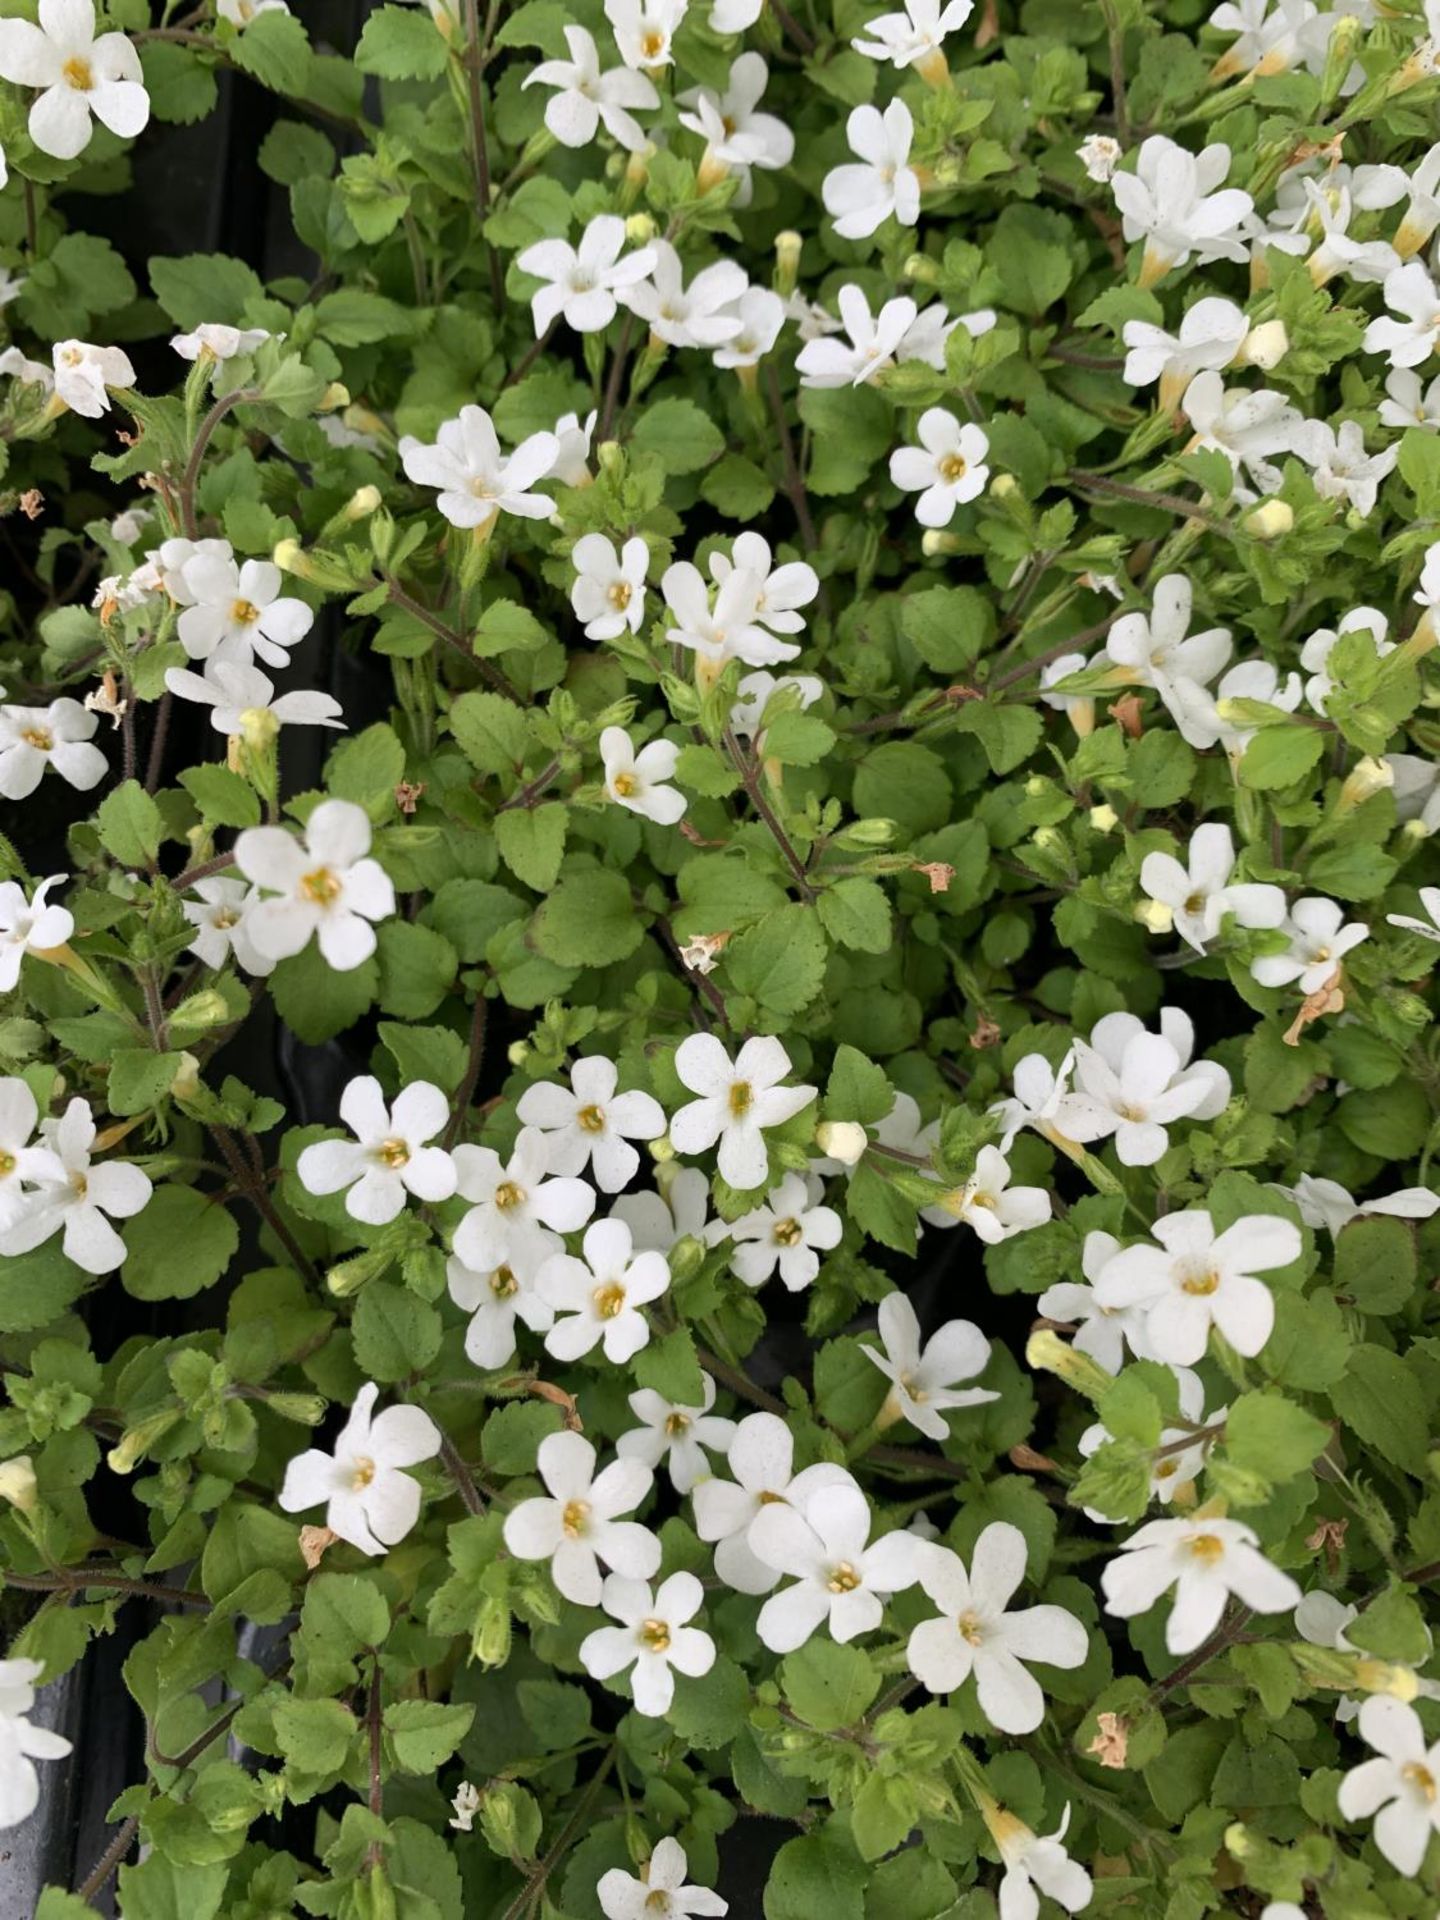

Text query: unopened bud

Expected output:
[922,530,964,556]
[668,1232,705,1281]
[1338,755,1394,810]
[0,1454,37,1511]
[774,230,802,297]
[1136,896,1173,934]
[1354,1658,1421,1701]
[344,485,381,522]
[318,382,350,413]
[237,704,280,753]
[625,212,656,246]
[169,1052,201,1101]
[107,1406,183,1474]
[507,1040,531,1067]
[326,1247,390,1298]
[1236,320,1288,370]
[1089,803,1119,833]
[903,252,941,285]
[597,439,624,480]
[266,1392,328,1426]
[842,817,897,848]
[990,473,1019,498]
[1243,499,1294,541]
[168,989,231,1035]
[1025,1329,1114,1404]
[815,1120,868,1165]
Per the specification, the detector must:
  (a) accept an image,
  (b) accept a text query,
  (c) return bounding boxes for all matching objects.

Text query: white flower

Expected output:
[1077,133,1122,183]
[235,798,395,972]
[516,1056,666,1194]
[711,286,786,370]
[670,1033,815,1191]
[0,1078,64,1232]
[1385,751,1440,834]
[0,1096,150,1274]
[517,215,656,337]
[0,0,148,161]
[796,285,917,388]
[822,99,920,240]
[889,411,990,526]
[1139,823,1286,952]
[729,1172,842,1291]
[0,875,72,989]
[297,1077,457,1226]
[1339,1696,1440,1874]
[279,1383,439,1556]
[692,1412,851,1594]
[1092,1208,1300,1364]
[612,1165,719,1254]
[1362,261,1440,369]
[600,725,686,826]
[0,699,105,802]
[522,25,658,152]
[931,1144,1052,1242]
[994,1806,1093,1920]
[710,0,760,28]
[617,1376,736,1493]
[571,533,648,639]
[906,1522,1086,1730]
[1300,606,1391,713]
[750,1478,927,1651]
[1065,1007,1231,1168]
[1284,1172,1440,1236]
[175,546,314,671]
[581,1571,716,1717]
[181,876,273,976]
[51,338,134,416]
[1079,1367,1220,1518]
[550,408,597,485]
[1121,296,1249,394]
[903,299,992,370]
[1104,573,1232,697]
[1293,417,1396,515]
[502,1429,660,1606]
[1110,136,1255,283]
[0,269,25,310]
[1172,655,1303,759]
[164,660,344,737]
[604,0,687,70]
[1180,370,1300,494]
[990,1048,1084,1153]
[860,1291,996,1440]
[1211,0,1316,76]
[729,669,825,742]
[1379,366,1440,431]
[1102,1515,1300,1654]
[400,406,558,531]
[678,53,793,202]
[218,0,291,23]
[450,1125,595,1273]
[0,345,52,392]
[1250,896,1368,993]
[598,1837,727,1920]
[447,1238,554,1371]
[539,1216,671,1365]
[1038,1230,1157,1375]
[171,323,272,362]
[853,0,973,67]
[709,531,819,636]
[449,1780,481,1832]
[1389,885,1440,947]
[662,560,798,677]
[622,240,748,350]
[0,1659,72,1830]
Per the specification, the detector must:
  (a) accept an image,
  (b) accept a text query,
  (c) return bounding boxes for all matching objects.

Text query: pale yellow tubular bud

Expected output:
[1243,499,1294,541]
[169,1052,201,1102]
[815,1120,867,1165]
[697,149,730,194]
[1089,803,1119,833]
[1338,756,1395,810]
[318,382,350,413]
[922,530,964,557]
[1137,244,1172,291]
[625,212,657,246]
[774,229,802,297]
[915,45,951,87]
[1236,319,1289,370]
[506,1040,530,1067]
[1354,1659,1420,1701]
[0,1454,38,1511]
[344,485,382,522]
[1025,1329,1115,1404]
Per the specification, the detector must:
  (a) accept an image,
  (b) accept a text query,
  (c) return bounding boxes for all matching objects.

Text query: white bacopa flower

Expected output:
[0,874,72,989]
[670,1033,816,1191]
[1250,896,1369,994]
[1388,885,1440,945]
[1102,1514,1301,1654]
[1038,1229,1158,1375]
[1300,606,1391,713]
[296,1076,457,1226]
[623,240,749,351]
[517,215,656,337]
[1066,1007,1231,1168]
[550,408,597,485]
[795,285,918,388]
[170,323,272,362]
[0,699,106,802]
[235,798,395,972]
[598,1836,728,1920]
[1284,1172,1440,1236]
[1076,132,1122,183]
[1339,1696,1440,1873]
[450,1125,594,1274]
[581,1571,715,1717]
[51,338,134,416]
[522,24,659,153]
[1385,751,1440,835]
[990,1048,1082,1154]
[709,531,819,637]
[1362,260,1440,368]
[175,546,314,671]
[1104,572,1232,698]
[709,0,760,28]
[502,1429,660,1606]
[1092,1207,1300,1364]
[0,0,148,162]
[604,0,687,70]
[181,876,274,976]
[661,559,794,678]
[571,533,648,639]
[1110,136,1255,284]
[617,1375,736,1493]
[164,660,344,738]
[906,1522,1086,1730]
[711,285,786,371]
[822,99,920,241]
[217,0,291,23]
[729,669,825,742]
[448,1780,481,1832]
[1121,296,1249,398]
[901,298,995,368]
[399,405,558,531]
[0,345,53,392]
[279,1382,440,1556]
[994,1806,1093,1920]
[1211,0,1316,77]
[0,1078,64,1232]
[447,1235,555,1368]
[860,1291,996,1440]
[599,725,687,827]
[516,1056,666,1194]
[0,268,25,310]
[0,1096,151,1275]
[1180,370,1300,495]
[1079,1367,1219,1519]
[889,410,990,527]
[930,1144,1052,1242]
[612,1165,719,1253]
[853,0,973,68]
[1379,365,1440,431]
[692,1412,852,1594]
[751,1478,927,1651]
[729,1172,842,1291]
[678,53,793,202]
[0,1658,72,1829]
[1139,822,1286,953]
[1293,417,1397,515]
[539,1217,670,1365]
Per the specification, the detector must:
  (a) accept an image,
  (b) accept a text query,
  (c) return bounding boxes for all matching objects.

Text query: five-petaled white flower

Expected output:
[613,1165,719,1254]
[623,240,748,350]
[751,1477,927,1651]
[181,876,273,975]
[517,215,657,337]
[1250,896,1368,994]
[853,0,974,72]
[661,560,794,679]
[890,411,990,526]
[0,1658,72,1830]
[709,532,820,637]
[1121,296,1250,403]
[517,1056,666,1194]
[51,339,135,417]
[617,1375,736,1493]
[522,24,658,153]
[400,405,558,531]
[1286,1171,1440,1237]
[860,1291,996,1440]
[604,0,686,70]
[692,1412,852,1594]
[1294,417,1397,516]
[164,660,344,739]
[598,1836,728,1920]
[600,725,687,826]
[447,1239,555,1371]
[711,285,787,370]
[279,1382,440,1556]
[0,1078,65,1233]
[235,798,395,972]
[992,1805,1093,1920]
[729,669,825,743]
[932,1144,1052,1242]
[0,875,72,989]
[1079,1365,1218,1519]
[1037,1229,1158,1374]
[0,1096,151,1275]
[1362,261,1440,369]
[1077,133,1122,184]
[1180,370,1300,495]
[1063,1008,1231,1167]
[171,323,272,362]
[175,546,314,670]
[1110,136,1255,284]
[906,1522,1087,1731]
[1091,1207,1299,1364]
[0,699,106,801]
[1139,823,1286,953]
[678,54,793,203]
[1102,1514,1300,1654]
[296,1076,457,1226]
[670,1033,816,1191]
[1105,572,1232,701]
[571,533,649,639]
[1338,1695,1440,1874]
[0,0,149,162]
[796,285,918,388]
[580,1571,716,1716]
[539,1216,671,1365]
[729,1172,842,1291]
[823,99,920,240]
[502,1429,660,1606]
[450,1125,594,1274]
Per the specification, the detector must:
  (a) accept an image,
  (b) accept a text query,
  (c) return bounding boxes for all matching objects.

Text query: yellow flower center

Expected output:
[939,453,968,483]
[0,1152,13,1177]
[772,1217,803,1248]
[641,27,665,56]
[20,727,53,752]
[827,1562,861,1593]
[758,1488,785,1505]
[612,772,637,797]
[1403,1761,1438,1802]
[63,56,93,91]
[665,1411,691,1436]
[1180,1267,1220,1297]
[576,1104,606,1134]
[70,1171,88,1200]
[1186,1532,1226,1564]
[215,907,240,929]
[300,866,341,906]
[728,1080,753,1118]
[593,1282,627,1319]
[375,1137,410,1169]
[608,581,632,611]
[562,1498,589,1537]
[489,1265,518,1298]
[1184,892,1205,915]
[958,1609,985,1645]
[493,1180,524,1211]
[639,1617,672,1652]
[351,1454,377,1490]
[231,598,261,627]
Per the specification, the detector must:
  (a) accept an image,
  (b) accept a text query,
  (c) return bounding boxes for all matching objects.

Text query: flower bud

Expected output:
[625,212,657,246]
[668,1232,706,1281]
[169,1052,201,1102]
[903,252,941,285]
[1236,320,1288,370]
[267,1392,328,1426]
[815,1120,868,1165]
[1025,1329,1114,1405]
[1089,803,1119,833]
[237,704,281,753]
[0,1454,37,1511]
[344,485,381,522]
[990,473,1019,498]
[507,1040,530,1067]
[168,988,232,1035]
[326,1247,391,1297]
[1136,896,1173,934]
[1338,755,1394,810]
[921,530,964,556]
[318,382,350,413]
[107,1406,183,1475]
[1242,499,1294,541]
[1354,1659,1420,1701]
[774,230,802,296]
[841,816,897,848]
[597,439,625,480]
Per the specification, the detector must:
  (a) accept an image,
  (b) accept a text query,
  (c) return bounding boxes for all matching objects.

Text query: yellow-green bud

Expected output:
[0,1454,38,1511]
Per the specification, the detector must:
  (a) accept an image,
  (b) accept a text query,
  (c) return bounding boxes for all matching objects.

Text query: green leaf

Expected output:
[273,1694,356,1774]
[384,1699,476,1773]
[312,288,416,346]
[531,869,643,968]
[301,1573,392,1656]
[1331,1345,1428,1472]
[179,764,261,830]
[355,3,450,78]
[899,585,994,674]
[726,905,828,1016]
[1223,1392,1329,1486]
[1333,1213,1419,1316]
[228,9,313,94]
[817,878,892,954]
[495,803,567,891]
[853,742,952,835]
[824,1045,893,1125]
[475,601,550,658]
[1237,727,1325,790]
[989,203,1077,315]
[269,946,378,1043]
[123,1187,239,1302]
[781,1640,879,1732]
[701,453,776,519]
[96,780,163,868]
[114,1858,229,1920]
[0,1243,87,1334]
[765,1830,865,1920]
[375,920,458,1019]
[851,1771,918,1862]
[482,1401,564,1474]
[951,700,1044,775]
[352,1281,443,1382]
[108,1048,184,1116]
[150,253,264,329]
[631,1325,706,1405]
[326,723,407,815]
[667,1656,751,1747]
[631,398,725,475]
